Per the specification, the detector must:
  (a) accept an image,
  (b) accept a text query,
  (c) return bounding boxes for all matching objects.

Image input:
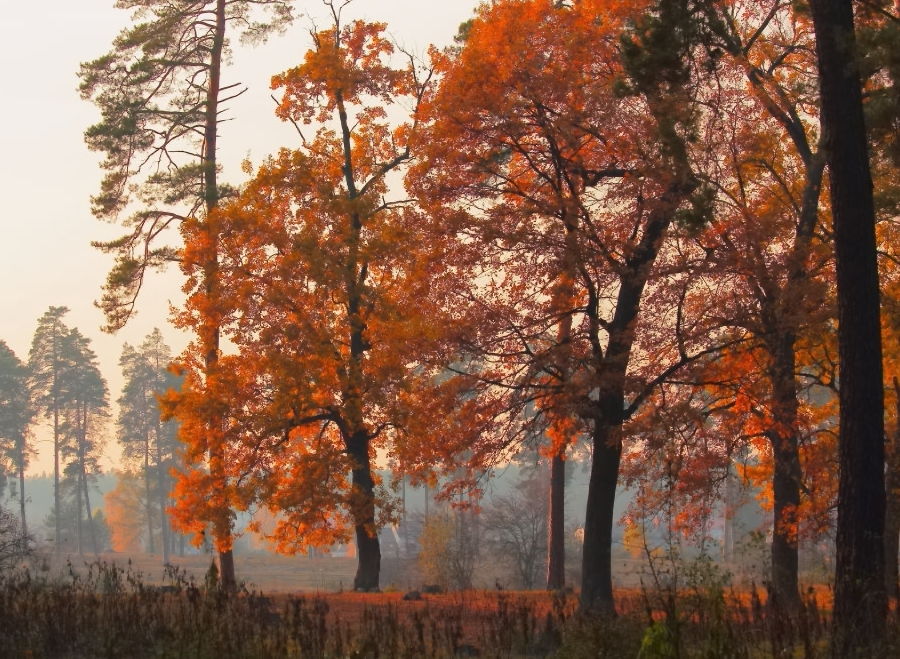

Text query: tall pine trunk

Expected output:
[76,465,84,555]
[202,0,235,591]
[18,460,27,538]
[144,434,155,553]
[81,465,98,555]
[156,420,170,564]
[53,406,60,552]
[809,1,887,654]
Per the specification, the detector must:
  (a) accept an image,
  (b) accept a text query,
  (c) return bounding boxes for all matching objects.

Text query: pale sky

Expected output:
[0,0,479,475]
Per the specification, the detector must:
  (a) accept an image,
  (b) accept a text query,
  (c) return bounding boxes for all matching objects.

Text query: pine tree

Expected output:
[28,307,72,551]
[80,0,295,589]
[808,0,887,653]
[0,341,34,536]
[58,329,109,556]
[118,329,180,562]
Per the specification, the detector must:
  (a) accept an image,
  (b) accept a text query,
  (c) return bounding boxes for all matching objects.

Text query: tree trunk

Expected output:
[723,466,736,563]
[349,430,381,591]
[82,463,98,555]
[580,412,623,614]
[76,465,84,555]
[768,338,803,613]
[79,404,97,555]
[547,220,577,591]
[202,0,235,592]
[144,436,155,554]
[18,458,27,539]
[547,450,566,590]
[53,405,60,552]
[156,419,170,565]
[218,549,236,590]
[809,1,887,654]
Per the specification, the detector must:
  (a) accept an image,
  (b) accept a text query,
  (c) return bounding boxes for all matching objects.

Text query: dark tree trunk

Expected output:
[768,338,802,613]
[580,409,623,614]
[217,550,236,590]
[578,175,689,614]
[547,451,566,590]
[809,1,887,654]
[349,430,381,591]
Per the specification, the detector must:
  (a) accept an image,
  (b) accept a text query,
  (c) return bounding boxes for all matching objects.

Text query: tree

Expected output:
[118,330,180,562]
[0,506,31,572]
[58,329,109,555]
[0,341,34,536]
[80,0,295,589]
[679,0,831,611]
[167,6,476,591]
[856,0,900,607]
[28,306,72,551]
[808,1,887,653]
[105,471,148,553]
[410,0,716,613]
[418,506,481,591]
[483,473,548,589]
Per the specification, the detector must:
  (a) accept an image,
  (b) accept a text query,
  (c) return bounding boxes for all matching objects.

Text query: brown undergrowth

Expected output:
[1,560,897,658]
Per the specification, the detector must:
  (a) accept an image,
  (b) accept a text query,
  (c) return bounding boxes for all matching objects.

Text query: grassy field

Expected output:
[45,551,380,592]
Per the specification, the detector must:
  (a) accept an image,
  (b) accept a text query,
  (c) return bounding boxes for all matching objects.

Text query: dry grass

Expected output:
[4,553,897,657]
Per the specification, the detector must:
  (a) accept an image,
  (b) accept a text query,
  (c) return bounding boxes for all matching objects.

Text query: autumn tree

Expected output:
[808,1,887,653]
[409,0,723,613]
[674,0,832,611]
[118,329,180,562]
[105,471,148,554]
[483,473,548,589]
[167,5,478,591]
[0,341,34,536]
[28,306,73,551]
[80,0,295,589]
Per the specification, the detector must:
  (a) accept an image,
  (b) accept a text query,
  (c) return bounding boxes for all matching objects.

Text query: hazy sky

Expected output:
[0,0,479,475]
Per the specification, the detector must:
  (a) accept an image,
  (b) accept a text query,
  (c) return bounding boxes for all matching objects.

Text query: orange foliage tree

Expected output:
[166,5,488,591]
[104,471,146,554]
[409,0,732,612]
[680,0,834,611]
